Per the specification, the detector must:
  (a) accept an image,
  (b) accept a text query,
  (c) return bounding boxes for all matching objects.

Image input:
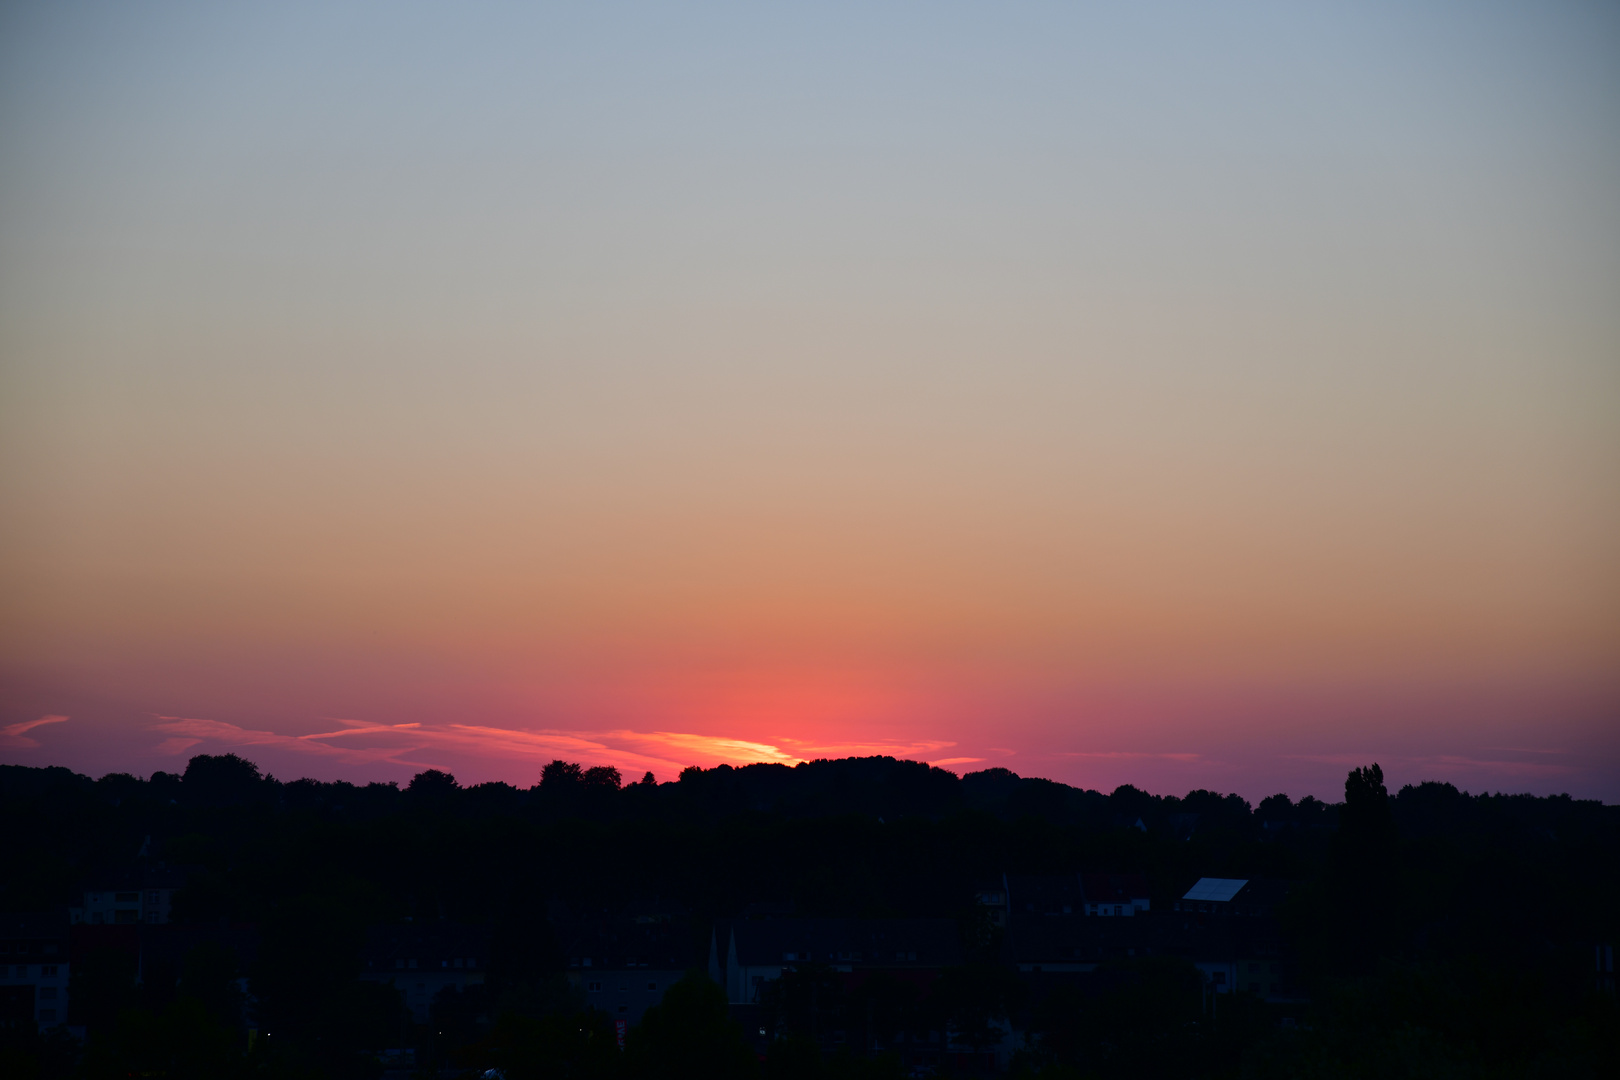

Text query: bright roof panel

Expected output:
[1182,878,1248,902]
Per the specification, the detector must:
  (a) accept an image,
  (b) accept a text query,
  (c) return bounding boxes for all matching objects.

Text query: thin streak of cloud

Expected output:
[152,716,429,767]
[1,714,69,748]
[148,716,947,780]
[777,738,957,761]
[153,737,202,756]
[631,731,802,765]
[929,757,985,767]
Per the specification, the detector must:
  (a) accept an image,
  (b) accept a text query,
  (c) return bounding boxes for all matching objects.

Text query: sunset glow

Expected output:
[1,1,1616,800]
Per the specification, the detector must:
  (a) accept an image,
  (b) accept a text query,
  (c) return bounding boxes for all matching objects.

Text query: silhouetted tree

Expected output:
[82,997,245,1080]
[1340,763,1396,864]
[625,972,757,1079]
[470,1008,620,1080]
[68,946,138,1036]
[583,766,622,790]
[542,760,584,788]
[761,963,844,1043]
[180,754,262,807]
[407,768,460,802]
[928,963,1025,1053]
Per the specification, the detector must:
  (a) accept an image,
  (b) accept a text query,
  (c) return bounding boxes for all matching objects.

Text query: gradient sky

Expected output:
[2,1,1617,800]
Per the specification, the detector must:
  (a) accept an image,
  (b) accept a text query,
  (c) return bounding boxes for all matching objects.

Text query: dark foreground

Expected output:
[1,755,1615,1079]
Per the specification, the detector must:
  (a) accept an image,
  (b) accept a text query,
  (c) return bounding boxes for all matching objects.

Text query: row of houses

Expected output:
[67,864,186,927]
[972,872,1154,924]
[0,913,69,1029]
[12,872,1288,1045]
[552,877,1299,1072]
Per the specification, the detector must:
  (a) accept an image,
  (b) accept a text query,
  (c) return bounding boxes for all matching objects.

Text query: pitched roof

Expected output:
[1181,877,1248,903]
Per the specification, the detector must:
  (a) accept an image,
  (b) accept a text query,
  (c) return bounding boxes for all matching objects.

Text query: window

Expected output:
[647,982,657,991]
[453,958,463,968]
[617,1004,628,1013]
[41,965,56,977]
[13,966,26,977]
[1211,972,1226,985]
[1114,906,1123,916]
[588,982,602,992]
[148,892,159,903]
[395,959,405,969]
[407,959,417,969]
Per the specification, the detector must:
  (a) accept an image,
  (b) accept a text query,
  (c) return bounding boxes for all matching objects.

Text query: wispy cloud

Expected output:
[0,714,69,748]
[929,757,985,768]
[777,738,957,761]
[153,737,202,756]
[144,716,955,782]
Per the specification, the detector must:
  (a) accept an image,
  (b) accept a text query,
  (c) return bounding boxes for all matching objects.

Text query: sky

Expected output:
[1,1,1617,801]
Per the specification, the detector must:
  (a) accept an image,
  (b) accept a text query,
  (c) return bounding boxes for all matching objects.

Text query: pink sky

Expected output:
[1,3,1617,802]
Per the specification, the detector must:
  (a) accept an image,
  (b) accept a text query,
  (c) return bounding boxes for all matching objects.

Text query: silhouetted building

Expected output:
[1006,873,1083,916]
[1080,872,1150,916]
[709,918,959,1005]
[0,913,69,1028]
[971,876,1010,927]
[70,868,187,926]
[557,917,694,1027]
[1009,908,1168,973]
[1175,877,1290,918]
[359,923,490,1023]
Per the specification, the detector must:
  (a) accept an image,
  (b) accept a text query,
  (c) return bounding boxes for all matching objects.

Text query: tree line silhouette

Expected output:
[0,754,1615,1078]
